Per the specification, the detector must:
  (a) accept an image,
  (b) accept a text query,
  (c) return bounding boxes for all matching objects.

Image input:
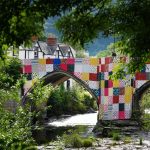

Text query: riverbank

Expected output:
[35,112,150,150]
[38,130,150,150]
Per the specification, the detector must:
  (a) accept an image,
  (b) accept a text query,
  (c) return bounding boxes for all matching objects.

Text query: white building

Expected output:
[8,37,76,59]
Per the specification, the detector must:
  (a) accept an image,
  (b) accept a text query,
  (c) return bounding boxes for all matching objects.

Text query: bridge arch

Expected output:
[22,70,98,105]
[132,80,150,118]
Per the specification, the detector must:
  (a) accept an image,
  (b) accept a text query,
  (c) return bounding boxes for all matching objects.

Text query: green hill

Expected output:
[44,17,113,56]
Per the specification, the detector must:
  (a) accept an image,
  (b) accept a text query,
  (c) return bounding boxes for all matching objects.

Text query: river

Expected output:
[48,112,98,126]
[33,112,98,145]
[33,110,150,145]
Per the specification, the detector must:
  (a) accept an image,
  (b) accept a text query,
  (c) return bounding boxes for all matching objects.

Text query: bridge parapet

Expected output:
[21,57,150,121]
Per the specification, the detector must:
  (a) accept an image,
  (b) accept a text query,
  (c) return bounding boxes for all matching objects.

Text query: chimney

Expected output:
[47,36,57,46]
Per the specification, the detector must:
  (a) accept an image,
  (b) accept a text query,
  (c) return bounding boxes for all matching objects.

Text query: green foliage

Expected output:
[141,113,150,131]
[0,107,37,149]
[76,51,87,58]
[67,133,83,148]
[97,49,112,58]
[141,88,150,109]
[0,58,53,148]
[47,83,97,116]
[123,136,131,144]
[62,128,94,148]
[97,43,119,58]
[0,57,38,149]
[55,0,150,74]
[112,133,120,141]
[0,0,150,74]
[0,0,46,59]
[111,132,121,141]
[28,79,52,108]
[82,138,93,147]
[140,88,150,131]
[0,58,22,89]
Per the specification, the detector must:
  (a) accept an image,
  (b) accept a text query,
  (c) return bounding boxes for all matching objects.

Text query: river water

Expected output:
[48,112,98,127]
[33,112,98,144]
[33,110,150,145]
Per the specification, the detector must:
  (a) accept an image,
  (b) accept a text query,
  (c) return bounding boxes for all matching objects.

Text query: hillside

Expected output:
[44,17,113,56]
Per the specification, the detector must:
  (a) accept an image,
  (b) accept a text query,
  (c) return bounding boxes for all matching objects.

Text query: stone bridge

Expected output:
[21,57,150,121]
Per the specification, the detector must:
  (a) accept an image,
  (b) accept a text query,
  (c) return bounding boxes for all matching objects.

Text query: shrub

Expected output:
[63,133,83,148]
[47,82,97,116]
[123,136,131,144]
[83,138,93,147]
[112,132,120,141]
[71,134,83,148]
[62,128,94,148]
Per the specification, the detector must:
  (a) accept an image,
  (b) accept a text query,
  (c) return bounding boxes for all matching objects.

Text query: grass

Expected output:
[108,130,121,141]
[112,132,120,141]
[123,136,132,144]
[63,133,94,148]
[62,128,94,148]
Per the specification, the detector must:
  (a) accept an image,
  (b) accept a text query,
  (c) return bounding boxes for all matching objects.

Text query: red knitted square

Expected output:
[113,96,119,103]
[24,65,32,73]
[66,58,75,64]
[119,111,125,119]
[105,57,112,64]
[108,80,113,88]
[104,88,108,96]
[46,58,53,64]
[89,73,97,81]
[60,64,67,71]
[135,72,147,80]
[101,64,108,72]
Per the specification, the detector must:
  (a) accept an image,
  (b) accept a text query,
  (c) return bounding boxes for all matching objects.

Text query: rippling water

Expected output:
[48,112,98,127]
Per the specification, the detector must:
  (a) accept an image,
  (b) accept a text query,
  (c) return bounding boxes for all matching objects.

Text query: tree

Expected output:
[0,0,45,59]
[1,0,150,73]
[96,43,117,58]
[54,0,150,73]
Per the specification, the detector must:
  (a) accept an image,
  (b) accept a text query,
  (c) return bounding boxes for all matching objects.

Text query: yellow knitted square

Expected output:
[113,80,120,87]
[125,87,133,103]
[39,59,46,64]
[81,73,89,80]
[101,80,105,88]
[89,58,99,66]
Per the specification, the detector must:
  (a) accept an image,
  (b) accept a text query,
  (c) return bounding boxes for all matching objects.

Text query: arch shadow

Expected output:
[132,80,150,118]
[22,70,98,105]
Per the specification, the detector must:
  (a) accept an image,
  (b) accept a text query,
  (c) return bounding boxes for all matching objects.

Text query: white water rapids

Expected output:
[48,112,98,127]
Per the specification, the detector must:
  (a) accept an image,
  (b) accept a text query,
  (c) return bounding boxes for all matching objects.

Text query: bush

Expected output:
[62,128,94,148]
[142,113,150,131]
[63,133,83,148]
[112,132,120,141]
[0,58,52,149]
[83,138,93,147]
[0,107,37,149]
[71,134,83,148]
[47,82,97,116]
